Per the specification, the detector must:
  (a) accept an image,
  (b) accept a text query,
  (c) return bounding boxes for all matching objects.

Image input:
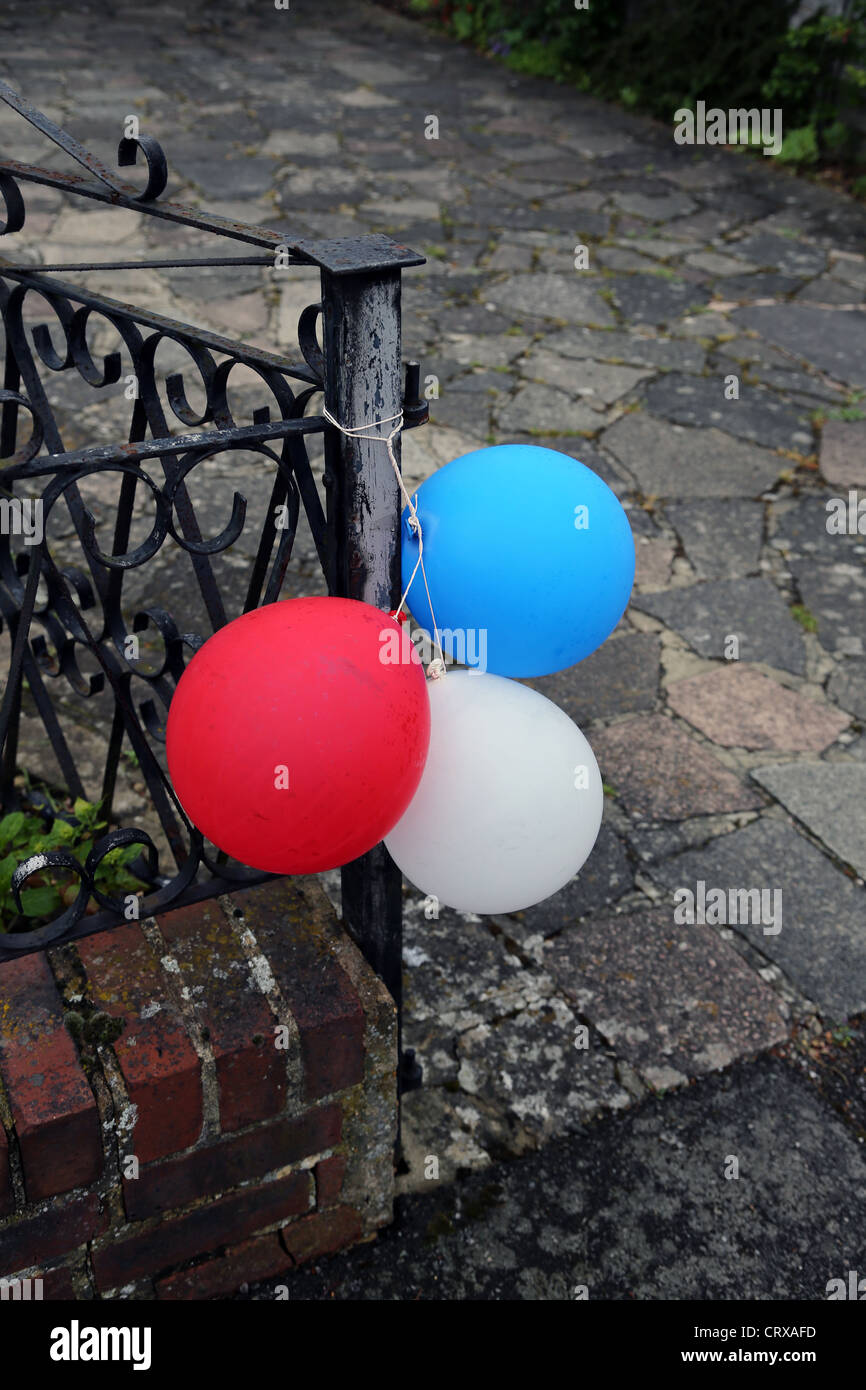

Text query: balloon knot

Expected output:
[389,609,409,624]
[427,658,447,681]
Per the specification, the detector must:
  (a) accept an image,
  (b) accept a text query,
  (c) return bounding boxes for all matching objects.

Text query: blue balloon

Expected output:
[401,444,635,678]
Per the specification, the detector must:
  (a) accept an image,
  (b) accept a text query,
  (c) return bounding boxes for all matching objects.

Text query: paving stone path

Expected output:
[1,0,864,1300]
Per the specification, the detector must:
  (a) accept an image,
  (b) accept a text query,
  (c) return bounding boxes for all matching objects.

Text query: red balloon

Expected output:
[166,597,430,873]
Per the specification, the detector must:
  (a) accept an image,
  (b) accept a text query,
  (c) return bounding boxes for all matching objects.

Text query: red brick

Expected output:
[77,924,202,1162]
[155,1232,293,1300]
[0,1124,12,1218]
[230,880,365,1100]
[157,901,286,1131]
[0,953,101,1200]
[123,1103,341,1221]
[92,1169,312,1290]
[2,1264,78,1301]
[280,1206,362,1265]
[0,1194,106,1272]
[315,1154,347,1210]
[41,1264,78,1300]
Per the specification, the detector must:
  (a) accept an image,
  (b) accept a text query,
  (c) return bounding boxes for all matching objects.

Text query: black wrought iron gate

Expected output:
[0,83,427,1091]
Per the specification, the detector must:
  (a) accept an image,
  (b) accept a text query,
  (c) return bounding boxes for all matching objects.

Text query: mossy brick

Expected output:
[280,1205,362,1265]
[0,1123,11,1218]
[92,1169,312,1290]
[155,1232,294,1300]
[77,923,202,1163]
[156,901,287,1131]
[229,878,365,1100]
[315,1153,347,1209]
[0,1194,107,1272]
[123,1103,341,1221]
[0,953,101,1200]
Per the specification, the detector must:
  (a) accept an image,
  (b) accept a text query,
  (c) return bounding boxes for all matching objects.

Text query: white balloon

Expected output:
[385,670,603,914]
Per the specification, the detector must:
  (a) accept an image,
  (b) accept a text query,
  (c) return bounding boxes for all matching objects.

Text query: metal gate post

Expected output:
[318,243,425,1116]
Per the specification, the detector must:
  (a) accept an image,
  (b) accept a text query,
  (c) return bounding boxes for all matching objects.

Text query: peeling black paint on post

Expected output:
[320,258,422,1126]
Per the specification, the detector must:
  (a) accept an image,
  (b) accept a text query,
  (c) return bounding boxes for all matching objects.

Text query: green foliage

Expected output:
[0,797,144,932]
[415,0,866,176]
[790,603,818,632]
[777,123,820,165]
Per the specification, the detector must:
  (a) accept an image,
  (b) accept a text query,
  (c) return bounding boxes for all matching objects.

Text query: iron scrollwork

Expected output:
[0,83,428,960]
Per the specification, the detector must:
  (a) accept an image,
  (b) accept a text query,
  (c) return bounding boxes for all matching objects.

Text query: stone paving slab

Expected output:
[667,666,850,752]
[819,419,866,488]
[544,906,788,1090]
[828,658,866,720]
[665,499,764,580]
[246,1060,866,1300]
[525,632,661,725]
[593,715,765,820]
[750,762,866,879]
[734,305,866,386]
[650,817,866,1021]
[634,578,807,674]
[601,414,784,498]
[640,374,814,454]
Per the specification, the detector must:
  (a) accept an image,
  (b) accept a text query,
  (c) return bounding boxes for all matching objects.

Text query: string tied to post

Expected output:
[322,403,447,679]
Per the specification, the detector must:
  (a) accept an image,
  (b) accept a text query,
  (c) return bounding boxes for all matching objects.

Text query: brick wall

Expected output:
[0,876,397,1300]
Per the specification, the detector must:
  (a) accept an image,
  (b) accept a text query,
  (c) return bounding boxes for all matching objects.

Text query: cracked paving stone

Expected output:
[503,824,636,942]
[734,304,866,386]
[795,274,861,305]
[483,273,615,327]
[744,365,845,405]
[606,273,711,326]
[772,495,866,566]
[593,714,764,820]
[665,498,764,580]
[667,665,849,751]
[773,498,866,657]
[495,384,602,436]
[454,1005,633,1152]
[633,577,807,674]
[625,818,739,868]
[650,817,866,1021]
[750,761,866,880]
[401,899,558,1077]
[641,374,813,454]
[612,190,698,222]
[545,905,788,1089]
[828,657,866,720]
[518,348,651,405]
[427,393,491,438]
[249,1059,866,1300]
[525,632,661,724]
[720,272,806,300]
[545,326,706,373]
[601,414,784,498]
[728,231,828,279]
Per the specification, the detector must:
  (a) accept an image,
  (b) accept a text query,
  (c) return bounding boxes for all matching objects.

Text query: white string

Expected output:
[322,404,447,679]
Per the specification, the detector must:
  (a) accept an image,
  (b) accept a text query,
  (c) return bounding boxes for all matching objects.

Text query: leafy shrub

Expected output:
[0,796,145,932]
[411,0,866,173]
